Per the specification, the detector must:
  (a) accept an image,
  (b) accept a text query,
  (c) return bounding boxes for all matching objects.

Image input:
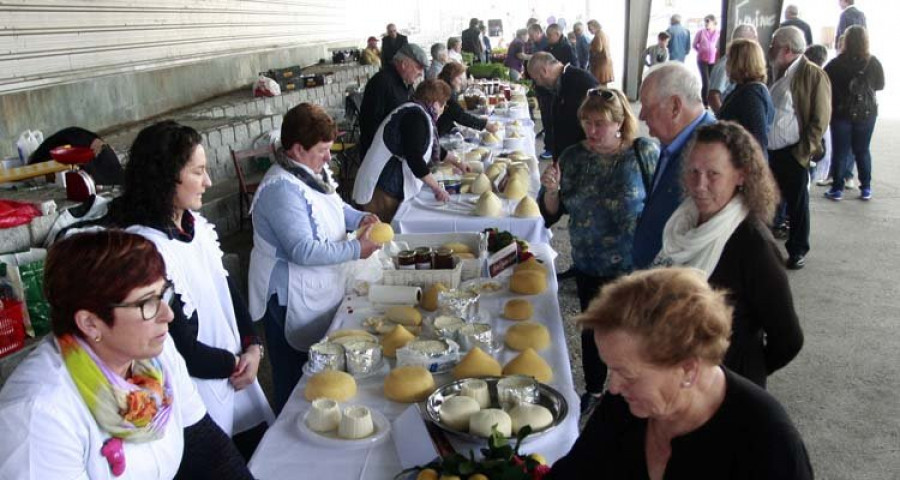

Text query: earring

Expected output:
[94,335,102,343]
[681,380,692,388]
[615,131,622,138]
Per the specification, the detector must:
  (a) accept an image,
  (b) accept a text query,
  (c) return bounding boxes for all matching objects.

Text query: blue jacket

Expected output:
[666,24,691,62]
[632,111,716,268]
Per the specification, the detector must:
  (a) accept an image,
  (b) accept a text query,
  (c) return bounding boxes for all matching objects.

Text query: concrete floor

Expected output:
[221,116,900,479]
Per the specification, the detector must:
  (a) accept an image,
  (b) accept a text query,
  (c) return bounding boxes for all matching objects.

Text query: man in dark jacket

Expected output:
[381,23,408,64]
[781,5,813,46]
[572,22,591,68]
[461,18,484,63]
[526,52,598,159]
[836,0,866,45]
[358,43,427,158]
[545,23,576,66]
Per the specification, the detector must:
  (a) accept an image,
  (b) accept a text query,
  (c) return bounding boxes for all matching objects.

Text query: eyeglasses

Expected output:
[110,281,175,321]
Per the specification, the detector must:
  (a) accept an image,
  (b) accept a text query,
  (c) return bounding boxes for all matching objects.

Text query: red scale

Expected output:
[49,146,96,202]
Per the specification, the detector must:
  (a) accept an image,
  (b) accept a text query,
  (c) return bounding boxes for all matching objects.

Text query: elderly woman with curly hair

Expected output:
[105,121,274,455]
[653,121,804,388]
[547,268,813,479]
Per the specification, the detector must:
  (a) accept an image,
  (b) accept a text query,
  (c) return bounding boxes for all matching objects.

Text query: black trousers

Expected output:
[769,147,810,257]
[575,271,616,394]
[536,89,554,154]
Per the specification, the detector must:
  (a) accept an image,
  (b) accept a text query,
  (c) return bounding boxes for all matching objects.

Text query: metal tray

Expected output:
[424,376,568,443]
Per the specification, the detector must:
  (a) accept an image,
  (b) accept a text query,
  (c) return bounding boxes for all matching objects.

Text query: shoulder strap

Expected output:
[632,138,652,194]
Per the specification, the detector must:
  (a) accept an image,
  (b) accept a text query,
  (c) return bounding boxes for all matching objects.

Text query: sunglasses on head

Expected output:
[588,88,616,101]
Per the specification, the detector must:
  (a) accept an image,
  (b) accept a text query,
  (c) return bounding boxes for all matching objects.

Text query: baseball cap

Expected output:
[397,43,429,69]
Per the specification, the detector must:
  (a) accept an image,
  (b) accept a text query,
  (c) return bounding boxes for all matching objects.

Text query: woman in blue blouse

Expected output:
[248,103,381,413]
[537,88,659,411]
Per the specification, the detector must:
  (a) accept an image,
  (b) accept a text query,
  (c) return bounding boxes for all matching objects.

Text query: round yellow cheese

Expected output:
[304,370,357,402]
[452,346,502,380]
[504,322,550,351]
[442,242,472,254]
[421,283,447,312]
[381,324,416,357]
[509,270,547,295]
[514,258,548,276]
[503,298,533,321]
[384,366,435,403]
[502,348,553,382]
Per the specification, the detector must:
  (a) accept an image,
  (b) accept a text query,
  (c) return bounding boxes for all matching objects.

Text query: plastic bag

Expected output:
[0,200,41,229]
[253,75,281,97]
[18,260,49,336]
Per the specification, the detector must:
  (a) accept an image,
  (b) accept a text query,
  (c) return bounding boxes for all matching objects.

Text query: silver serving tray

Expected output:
[424,376,568,443]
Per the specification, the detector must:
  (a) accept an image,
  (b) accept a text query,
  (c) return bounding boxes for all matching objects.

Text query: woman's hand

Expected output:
[433,187,451,203]
[229,345,262,391]
[485,122,499,134]
[357,224,381,259]
[540,162,561,193]
[359,214,380,228]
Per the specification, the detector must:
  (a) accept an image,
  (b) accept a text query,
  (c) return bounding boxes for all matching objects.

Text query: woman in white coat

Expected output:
[0,231,252,479]
[352,79,461,223]
[249,103,381,413]
[105,121,273,456]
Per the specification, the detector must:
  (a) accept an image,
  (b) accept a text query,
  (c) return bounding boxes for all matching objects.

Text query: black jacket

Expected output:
[780,18,813,46]
[381,34,408,64]
[546,40,576,67]
[549,65,599,158]
[359,64,413,158]
[437,93,488,136]
[824,54,885,120]
[461,27,483,56]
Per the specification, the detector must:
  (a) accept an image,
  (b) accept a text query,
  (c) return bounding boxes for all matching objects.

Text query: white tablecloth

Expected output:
[248,243,579,480]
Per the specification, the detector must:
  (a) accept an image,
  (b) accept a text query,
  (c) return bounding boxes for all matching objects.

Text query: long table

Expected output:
[248,243,579,479]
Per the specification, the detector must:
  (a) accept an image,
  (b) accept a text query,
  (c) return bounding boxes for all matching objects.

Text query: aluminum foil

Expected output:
[497,375,540,411]
[432,315,465,339]
[308,341,345,373]
[342,340,383,377]
[437,289,480,321]
[456,323,493,351]
[396,338,460,373]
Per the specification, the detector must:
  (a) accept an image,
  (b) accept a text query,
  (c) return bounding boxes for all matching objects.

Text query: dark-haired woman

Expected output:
[0,231,253,479]
[436,62,499,136]
[249,103,381,414]
[106,121,273,454]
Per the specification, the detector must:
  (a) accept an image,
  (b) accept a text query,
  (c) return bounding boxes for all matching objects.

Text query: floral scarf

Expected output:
[59,334,174,442]
[413,99,442,166]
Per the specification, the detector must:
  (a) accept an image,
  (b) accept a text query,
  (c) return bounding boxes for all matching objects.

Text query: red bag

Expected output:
[0,200,41,229]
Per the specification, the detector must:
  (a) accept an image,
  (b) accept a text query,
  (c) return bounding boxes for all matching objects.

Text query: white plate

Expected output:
[459,277,505,295]
[298,406,391,449]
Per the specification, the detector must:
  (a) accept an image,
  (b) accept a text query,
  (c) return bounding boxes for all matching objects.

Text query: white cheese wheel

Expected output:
[338,405,375,439]
[305,398,342,432]
[509,403,554,432]
[460,378,491,409]
[440,395,481,431]
[469,408,512,438]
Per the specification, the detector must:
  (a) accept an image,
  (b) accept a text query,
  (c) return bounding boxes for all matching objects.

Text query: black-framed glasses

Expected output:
[110,281,175,321]
[588,88,616,101]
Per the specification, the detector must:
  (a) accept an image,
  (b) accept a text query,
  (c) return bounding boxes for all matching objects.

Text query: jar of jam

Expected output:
[397,250,416,270]
[414,247,434,270]
[434,247,454,270]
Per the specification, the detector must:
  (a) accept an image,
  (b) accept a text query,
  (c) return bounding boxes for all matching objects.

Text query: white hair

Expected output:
[732,24,758,41]
[773,26,807,53]
[644,62,703,106]
[431,43,447,60]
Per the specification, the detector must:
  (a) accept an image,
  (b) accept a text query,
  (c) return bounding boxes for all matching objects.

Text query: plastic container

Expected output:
[0,264,26,358]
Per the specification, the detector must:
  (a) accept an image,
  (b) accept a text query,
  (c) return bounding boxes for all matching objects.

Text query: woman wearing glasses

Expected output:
[104,121,273,455]
[538,87,659,412]
[0,231,253,479]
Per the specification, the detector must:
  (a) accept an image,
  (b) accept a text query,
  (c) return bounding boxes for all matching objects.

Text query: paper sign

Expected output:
[487,242,518,277]
[392,405,439,469]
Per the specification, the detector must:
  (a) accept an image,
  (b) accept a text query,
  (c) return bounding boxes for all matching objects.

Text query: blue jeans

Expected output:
[831,116,877,190]
[262,295,308,415]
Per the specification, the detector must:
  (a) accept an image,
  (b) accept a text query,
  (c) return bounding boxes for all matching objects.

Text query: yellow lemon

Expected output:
[469,474,490,480]
[529,453,547,465]
[416,469,439,480]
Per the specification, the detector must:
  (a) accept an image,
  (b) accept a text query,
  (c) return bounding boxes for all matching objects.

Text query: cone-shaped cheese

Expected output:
[503,299,533,321]
[384,365,435,403]
[304,370,358,401]
[381,325,416,358]
[482,132,500,145]
[510,270,547,295]
[503,348,553,382]
[514,196,540,218]
[485,163,506,181]
[503,177,528,201]
[421,283,447,312]
[355,222,394,244]
[452,346,502,379]
[504,322,550,351]
[385,305,422,326]
[474,191,503,217]
[467,161,485,173]
[470,173,493,194]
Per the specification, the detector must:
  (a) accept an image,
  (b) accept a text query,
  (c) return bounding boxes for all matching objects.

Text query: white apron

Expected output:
[352,102,435,205]
[128,217,274,436]
[248,165,348,352]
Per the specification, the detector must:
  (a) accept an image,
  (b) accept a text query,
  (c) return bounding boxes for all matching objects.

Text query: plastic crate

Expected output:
[392,233,486,281]
[381,260,463,290]
[0,299,26,359]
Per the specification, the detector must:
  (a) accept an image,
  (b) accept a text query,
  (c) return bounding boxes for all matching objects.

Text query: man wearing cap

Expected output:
[381,23,408,65]
[360,36,382,68]
[359,43,428,158]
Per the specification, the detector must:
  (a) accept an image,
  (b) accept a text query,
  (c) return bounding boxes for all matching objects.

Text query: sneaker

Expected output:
[539,150,553,160]
[844,178,858,190]
[860,187,872,201]
[786,254,806,270]
[824,189,843,201]
[816,178,833,186]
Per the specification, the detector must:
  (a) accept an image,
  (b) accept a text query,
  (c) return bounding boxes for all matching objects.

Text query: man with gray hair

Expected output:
[666,14,691,62]
[707,23,759,112]
[767,26,831,269]
[632,62,715,267]
[358,43,428,158]
[527,52,598,159]
[426,43,447,80]
[782,5,813,46]
[381,23,408,64]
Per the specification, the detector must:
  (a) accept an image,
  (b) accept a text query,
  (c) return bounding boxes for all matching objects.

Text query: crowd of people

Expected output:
[0,2,883,478]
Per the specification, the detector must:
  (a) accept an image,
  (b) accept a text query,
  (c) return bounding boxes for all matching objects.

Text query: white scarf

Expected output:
[653,196,749,278]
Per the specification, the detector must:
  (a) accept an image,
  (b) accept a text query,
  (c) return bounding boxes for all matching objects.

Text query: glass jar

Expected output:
[434,247,454,270]
[397,250,416,270]
[414,247,434,270]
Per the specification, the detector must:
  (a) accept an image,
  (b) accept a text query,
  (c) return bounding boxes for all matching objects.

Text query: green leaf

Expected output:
[513,425,534,454]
